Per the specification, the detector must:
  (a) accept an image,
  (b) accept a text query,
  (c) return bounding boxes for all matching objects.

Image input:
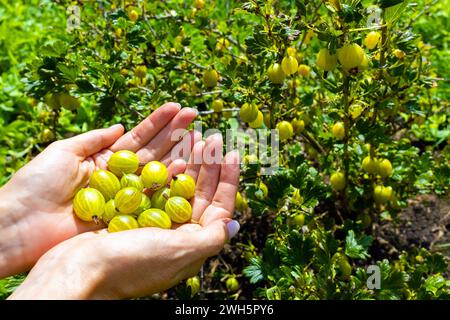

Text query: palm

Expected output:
[19,134,240,298]
[6,103,199,267]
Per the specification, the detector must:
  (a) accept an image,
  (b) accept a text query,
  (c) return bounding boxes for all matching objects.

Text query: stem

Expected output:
[301,131,325,155]
[342,74,350,195]
[156,53,207,70]
[379,10,388,76]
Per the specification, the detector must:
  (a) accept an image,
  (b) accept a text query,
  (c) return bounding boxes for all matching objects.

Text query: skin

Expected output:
[0,103,240,299]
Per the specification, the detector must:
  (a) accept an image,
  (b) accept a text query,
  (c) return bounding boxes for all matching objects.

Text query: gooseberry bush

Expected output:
[0,0,449,299]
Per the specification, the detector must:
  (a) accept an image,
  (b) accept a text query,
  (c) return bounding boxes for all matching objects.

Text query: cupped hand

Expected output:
[9,136,240,300]
[0,103,199,277]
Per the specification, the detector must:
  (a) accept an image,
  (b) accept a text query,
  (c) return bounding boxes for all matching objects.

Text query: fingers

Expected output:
[194,219,236,257]
[59,124,124,158]
[191,134,223,222]
[109,102,181,152]
[136,108,197,163]
[167,159,187,181]
[210,150,240,214]
[175,223,202,232]
[184,140,205,181]
[159,130,202,167]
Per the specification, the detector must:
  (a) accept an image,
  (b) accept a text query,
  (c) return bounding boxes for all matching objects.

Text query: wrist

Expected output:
[0,185,29,278]
[8,241,108,300]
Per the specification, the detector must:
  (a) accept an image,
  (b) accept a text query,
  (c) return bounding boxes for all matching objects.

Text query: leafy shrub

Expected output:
[0,0,448,299]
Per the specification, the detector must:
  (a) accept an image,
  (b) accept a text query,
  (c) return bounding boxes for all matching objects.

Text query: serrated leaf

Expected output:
[345,230,372,259]
[424,274,446,295]
[384,2,408,25]
[243,257,266,284]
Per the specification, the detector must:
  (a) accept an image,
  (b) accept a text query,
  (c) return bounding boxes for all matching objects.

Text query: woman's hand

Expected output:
[0,103,199,278]
[9,136,240,300]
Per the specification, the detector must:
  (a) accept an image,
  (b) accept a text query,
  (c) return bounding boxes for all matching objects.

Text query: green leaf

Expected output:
[75,79,95,93]
[384,1,408,24]
[424,274,446,296]
[266,286,282,300]
[379,0,404,9]
[243,257,266,284]
[345,230,372,259]
[282,230,314,266]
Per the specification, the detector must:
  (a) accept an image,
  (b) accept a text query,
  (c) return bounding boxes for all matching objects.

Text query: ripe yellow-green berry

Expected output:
[249,110,264,128]
[128,9,139,22]
[286,47,297,57]
[44,92,61,110]
[292,214,305,227]
[332,122,345,140]
[297,64,310,76]
[364,31,381,50]
[194,0,205,9]
[239,103,258,123]
[362,156,378,175]
[255,181,268,200]
[263,112,271,127]
[216,38,230,51]
[73,188,105,222]
[170,173,196,199]
[165,196,192,223]
[226,277,239,292]
[186,276,201,296]
[134,65,147,79]
[151,187,171,210]
[212,99,224,112]
[267,63,286,84]
[203,69,219,87]
[103,199,119,224]
[330,172,346,191]
[374,185,393,204]
[120,173,144,191]
[141,161,168,190]
[393,49,405,59]
[377,159,393,178]
[59,93,80,110]
[244,154,258,164]
[358,54,370,71]
[292,119,305,134]
[107,150,140,177]
[89,169,121,201]
[292,188,304,205]
[138,208,172,229]
[133,194,152,215]
[235,192,248,211]
[276,121,294,141]
[337,43,365,69]
[281,55,299,75]
[114,187,142,214]
[316,48,338,71]
[108,215,139,233]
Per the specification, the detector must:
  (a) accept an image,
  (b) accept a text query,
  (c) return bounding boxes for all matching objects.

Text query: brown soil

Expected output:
[374,194,450,274]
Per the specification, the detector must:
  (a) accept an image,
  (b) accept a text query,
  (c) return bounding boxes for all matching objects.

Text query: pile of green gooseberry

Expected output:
[73,150,196,233]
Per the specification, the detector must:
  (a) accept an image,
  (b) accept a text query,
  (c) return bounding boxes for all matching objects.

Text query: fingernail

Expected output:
[226,220,240,239]
[109,124,123,130]
[210,132,222,139]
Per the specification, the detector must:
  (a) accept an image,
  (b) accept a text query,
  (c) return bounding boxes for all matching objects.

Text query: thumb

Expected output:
[195,219,240,257]
[59,124,124,158]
